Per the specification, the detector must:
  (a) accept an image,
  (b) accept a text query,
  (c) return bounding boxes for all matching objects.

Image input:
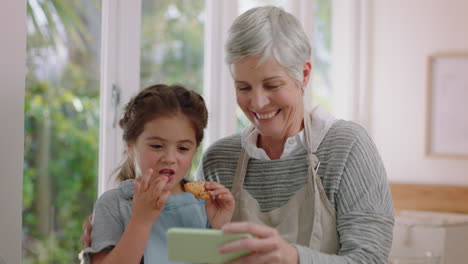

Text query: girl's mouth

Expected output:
[159,169,175,181]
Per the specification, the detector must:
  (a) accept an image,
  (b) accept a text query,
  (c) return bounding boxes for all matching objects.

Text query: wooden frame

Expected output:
[426,53,468,159]
[391,183,468,214]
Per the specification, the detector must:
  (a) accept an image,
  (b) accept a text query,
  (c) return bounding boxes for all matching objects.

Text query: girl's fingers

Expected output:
[141,168,153,192]
[134,177,141,194]
[218,194,235,204]
[206,182,231,195]
[155,190,170,210]
[205,181,223,190]
[210,188,230,196]
[150,176,169,197]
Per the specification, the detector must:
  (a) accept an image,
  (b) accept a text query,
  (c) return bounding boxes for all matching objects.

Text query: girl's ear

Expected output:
[127,142,134,158]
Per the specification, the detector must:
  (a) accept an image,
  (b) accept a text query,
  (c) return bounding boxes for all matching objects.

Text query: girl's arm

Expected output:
[92,169,171,264]
[91,218,152,264]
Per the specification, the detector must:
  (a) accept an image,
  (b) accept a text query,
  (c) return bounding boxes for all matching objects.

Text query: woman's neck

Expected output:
[257,136,284,160]
[257,119,304,160]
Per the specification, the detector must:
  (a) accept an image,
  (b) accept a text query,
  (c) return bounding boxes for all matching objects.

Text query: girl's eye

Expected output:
[265,84,280,89]
[178,146,190,151]
[150,144,163,149]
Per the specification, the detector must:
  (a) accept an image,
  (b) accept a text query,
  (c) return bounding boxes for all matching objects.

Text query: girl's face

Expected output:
[128,113,197,194]
[233,56,308,140]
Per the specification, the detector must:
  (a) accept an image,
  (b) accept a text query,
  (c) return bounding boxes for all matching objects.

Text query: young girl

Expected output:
[83,84,235,264]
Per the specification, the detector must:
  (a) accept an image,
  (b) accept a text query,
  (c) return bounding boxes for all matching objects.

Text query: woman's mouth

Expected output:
[254,109,281,121]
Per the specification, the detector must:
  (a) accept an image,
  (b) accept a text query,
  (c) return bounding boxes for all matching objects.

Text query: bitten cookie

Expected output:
[184,181,211,200]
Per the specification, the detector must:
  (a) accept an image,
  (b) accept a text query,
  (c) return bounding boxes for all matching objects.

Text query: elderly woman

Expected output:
[82,6,394,264]
[196,6,394,264]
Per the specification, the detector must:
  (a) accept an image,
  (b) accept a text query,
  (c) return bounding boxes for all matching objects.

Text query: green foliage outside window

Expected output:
[140,0,205,176]
[23,1,330,263]
[23,0,101,263]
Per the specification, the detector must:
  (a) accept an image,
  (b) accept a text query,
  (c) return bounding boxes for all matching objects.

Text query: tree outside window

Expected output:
[23,1,101,263]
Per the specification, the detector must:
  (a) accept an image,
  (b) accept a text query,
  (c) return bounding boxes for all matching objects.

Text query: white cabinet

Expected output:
[390,210,468,264]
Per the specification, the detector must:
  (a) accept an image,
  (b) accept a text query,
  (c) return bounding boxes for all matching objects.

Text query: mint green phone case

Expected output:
[167,228,251,264]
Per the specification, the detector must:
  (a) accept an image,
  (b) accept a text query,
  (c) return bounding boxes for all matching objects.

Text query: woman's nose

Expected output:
[250,89,269,110]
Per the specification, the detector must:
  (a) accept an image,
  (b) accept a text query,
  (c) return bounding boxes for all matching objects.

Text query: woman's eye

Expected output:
[150,144,163,149]
[237,86,250,91]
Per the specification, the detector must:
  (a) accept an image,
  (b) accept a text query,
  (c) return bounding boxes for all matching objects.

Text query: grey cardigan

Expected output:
[197,120,394,264]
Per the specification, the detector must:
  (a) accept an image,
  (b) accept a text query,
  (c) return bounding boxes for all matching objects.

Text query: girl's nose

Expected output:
[161,150,176,164]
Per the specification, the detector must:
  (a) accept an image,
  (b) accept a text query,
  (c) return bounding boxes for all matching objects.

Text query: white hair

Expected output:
[225,6,311,85]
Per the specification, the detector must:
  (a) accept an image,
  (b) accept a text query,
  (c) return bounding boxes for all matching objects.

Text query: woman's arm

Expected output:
[218,123,394,264]
[291,123,394,263]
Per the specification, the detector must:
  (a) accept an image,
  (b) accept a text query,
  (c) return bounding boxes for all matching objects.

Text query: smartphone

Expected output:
[167,228,252,264]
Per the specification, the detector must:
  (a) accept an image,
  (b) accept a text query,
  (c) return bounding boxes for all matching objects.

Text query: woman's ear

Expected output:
[302,61,312,89]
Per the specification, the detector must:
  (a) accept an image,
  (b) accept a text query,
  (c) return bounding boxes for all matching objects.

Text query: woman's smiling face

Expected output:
[233,56,306,140]
[128,113,197,194]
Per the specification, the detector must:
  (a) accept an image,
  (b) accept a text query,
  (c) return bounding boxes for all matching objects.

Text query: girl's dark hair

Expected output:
[116,84,208,181]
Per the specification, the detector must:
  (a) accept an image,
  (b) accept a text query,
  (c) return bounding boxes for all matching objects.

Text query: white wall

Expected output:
[371,0,468,185]
[0,1,26,263]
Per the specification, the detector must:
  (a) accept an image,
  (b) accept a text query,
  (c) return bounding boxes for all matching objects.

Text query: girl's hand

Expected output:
[219,222,299,264]
[131,168,171,227]
[204,182,235,229]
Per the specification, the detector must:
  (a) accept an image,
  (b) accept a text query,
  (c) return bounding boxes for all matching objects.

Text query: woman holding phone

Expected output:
[83,6,394,264]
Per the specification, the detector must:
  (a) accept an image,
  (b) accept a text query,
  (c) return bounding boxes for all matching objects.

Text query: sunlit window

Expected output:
[22,2,332,262]
[140,0,205,177]
[23,0,101,263]
[140,0,205,96]
[311,0,332,111]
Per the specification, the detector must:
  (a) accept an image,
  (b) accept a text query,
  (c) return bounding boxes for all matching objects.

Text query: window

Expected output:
[23,0,101,263]
[99,0,335,189]
[140,0,205,95]
[140,0,206,178]
[20,0,342,262]
[312,0,332,111]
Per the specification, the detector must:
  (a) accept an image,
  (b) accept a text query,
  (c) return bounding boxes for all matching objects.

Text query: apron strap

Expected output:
[233,149,249,192]
[304,112,325,249]
[308,154,323,249]
[232,113,326,250]
[232,148,250,219]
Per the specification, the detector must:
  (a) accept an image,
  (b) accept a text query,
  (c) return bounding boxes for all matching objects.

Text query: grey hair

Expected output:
[225,6,311,85]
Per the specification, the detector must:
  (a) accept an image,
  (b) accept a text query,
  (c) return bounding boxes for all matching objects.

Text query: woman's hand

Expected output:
[219,222,299,264]
[204,182,235,229]
[131,168,171,227]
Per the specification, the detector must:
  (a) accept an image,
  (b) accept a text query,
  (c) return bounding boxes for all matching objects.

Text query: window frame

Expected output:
[99,0,142,194]
[1,1,26,263]
[331,0,372,128]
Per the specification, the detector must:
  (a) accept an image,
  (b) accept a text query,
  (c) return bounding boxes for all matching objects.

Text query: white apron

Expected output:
[231,113,340,253]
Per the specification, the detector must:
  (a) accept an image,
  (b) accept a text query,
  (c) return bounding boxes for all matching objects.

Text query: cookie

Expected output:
[184,181,211,200]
